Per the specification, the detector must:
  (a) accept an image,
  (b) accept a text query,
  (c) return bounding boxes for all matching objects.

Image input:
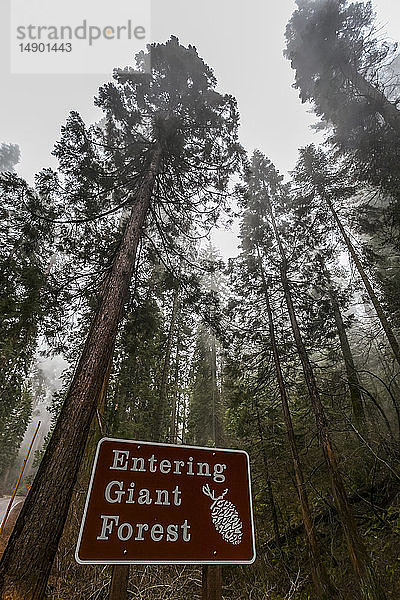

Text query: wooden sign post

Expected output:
[109,565,130,600]
[76,439,255,596]
[202,565,222,600]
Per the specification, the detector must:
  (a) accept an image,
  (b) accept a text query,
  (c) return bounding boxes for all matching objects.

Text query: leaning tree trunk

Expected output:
[0,147,162,600]
[343,64,400,137]
[318,261,365,425]
[267,197,387,600]
[330,290,365,423]
[257,248,334,599]
[325,196,400,369]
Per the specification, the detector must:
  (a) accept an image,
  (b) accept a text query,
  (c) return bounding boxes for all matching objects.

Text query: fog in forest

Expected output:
[2,1,400,599]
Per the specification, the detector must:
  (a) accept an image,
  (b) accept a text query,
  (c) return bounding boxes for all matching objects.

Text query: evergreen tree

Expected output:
[106,282,166,442]
[285,0,400,215]
[227,152,335,597]
[0,143,20,172]
[293,145,400,369]
[0,174,56,492]
[186,245,226,447]
[107,253,199,445]
[0,37,242,600]
[240,150,386,600]
[187,324,223,446]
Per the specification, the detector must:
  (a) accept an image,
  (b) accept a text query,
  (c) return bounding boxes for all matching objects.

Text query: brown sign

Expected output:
[75,438,255,565]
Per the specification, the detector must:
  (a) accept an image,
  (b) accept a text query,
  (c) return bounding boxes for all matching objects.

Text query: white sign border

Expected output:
[75,437,256,565]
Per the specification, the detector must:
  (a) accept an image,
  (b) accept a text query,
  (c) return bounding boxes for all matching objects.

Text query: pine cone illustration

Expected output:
[202,484,243,545]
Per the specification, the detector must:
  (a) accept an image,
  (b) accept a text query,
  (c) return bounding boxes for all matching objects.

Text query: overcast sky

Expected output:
[1,0,399,256]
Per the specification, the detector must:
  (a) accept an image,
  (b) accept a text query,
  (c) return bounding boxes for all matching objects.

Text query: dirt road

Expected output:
[0,496,24,525]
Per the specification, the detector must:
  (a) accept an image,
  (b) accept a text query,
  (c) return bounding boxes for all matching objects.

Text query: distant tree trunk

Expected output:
[155,285,179,442]
[318,261,365,424]
[210,333,221,446]
[0,147,162,600]
[267,197,387,600]
[169,332,180,443]
[331,291,365,422]
[325,196,400,368]
[257,248,333,599]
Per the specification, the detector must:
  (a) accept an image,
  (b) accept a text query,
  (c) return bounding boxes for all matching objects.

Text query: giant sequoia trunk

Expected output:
[326,196,400,368]
[257,249,333,599]
[0,147,161,600]
[267,199,387,600]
